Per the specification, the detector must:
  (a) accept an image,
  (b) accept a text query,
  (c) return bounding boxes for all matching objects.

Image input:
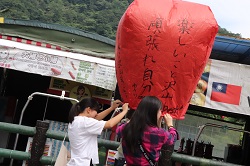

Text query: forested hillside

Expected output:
[0,0,241,39]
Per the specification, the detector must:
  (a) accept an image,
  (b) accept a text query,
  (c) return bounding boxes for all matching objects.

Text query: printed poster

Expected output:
[49,78,113,102]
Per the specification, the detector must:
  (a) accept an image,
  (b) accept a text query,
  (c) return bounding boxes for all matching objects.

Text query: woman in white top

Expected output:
[67,97,128,166]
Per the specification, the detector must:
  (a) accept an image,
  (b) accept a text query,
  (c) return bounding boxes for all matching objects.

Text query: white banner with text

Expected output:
[0,39,116,91]
[191,59,250,116]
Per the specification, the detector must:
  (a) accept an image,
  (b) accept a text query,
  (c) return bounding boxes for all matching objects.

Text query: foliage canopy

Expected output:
[0,0,241,39]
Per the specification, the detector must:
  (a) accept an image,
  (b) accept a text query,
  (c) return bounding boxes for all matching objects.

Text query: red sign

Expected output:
[115,0,218,119]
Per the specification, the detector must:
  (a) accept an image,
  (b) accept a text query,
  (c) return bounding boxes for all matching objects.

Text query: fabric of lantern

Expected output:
[115,0,218,119]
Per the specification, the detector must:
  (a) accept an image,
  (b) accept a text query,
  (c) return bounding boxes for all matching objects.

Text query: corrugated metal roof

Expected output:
[211,36,250,65]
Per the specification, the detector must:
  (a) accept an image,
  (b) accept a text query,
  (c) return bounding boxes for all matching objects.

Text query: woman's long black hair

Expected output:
[68,97,100,123]
[122,96,162,153]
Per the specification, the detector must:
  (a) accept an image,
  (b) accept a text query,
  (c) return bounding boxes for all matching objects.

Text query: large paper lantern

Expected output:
[115,0,218,119]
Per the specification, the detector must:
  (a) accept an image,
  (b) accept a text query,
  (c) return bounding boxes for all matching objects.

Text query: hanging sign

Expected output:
[191,59,250,116]
[0,41,116,91]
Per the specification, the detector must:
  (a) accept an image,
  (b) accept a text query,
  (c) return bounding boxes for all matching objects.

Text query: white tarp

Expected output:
[0,39,116,91]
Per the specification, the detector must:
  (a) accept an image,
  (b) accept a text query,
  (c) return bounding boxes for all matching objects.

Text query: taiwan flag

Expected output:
[211,82,242,105]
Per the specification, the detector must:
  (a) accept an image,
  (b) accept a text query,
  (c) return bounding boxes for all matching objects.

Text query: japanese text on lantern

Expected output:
[134,18,162,99]
[117,44,128,98]
[162,18,193,114]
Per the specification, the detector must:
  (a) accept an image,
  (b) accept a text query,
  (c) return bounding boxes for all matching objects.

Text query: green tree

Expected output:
[0,0,242,39]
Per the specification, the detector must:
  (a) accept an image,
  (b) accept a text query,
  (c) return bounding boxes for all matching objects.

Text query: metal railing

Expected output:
[0,121,244,166]
[11,91,79,166]
[191,123,250,157]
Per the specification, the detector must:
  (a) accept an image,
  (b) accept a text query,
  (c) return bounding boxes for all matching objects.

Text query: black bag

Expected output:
[157,144,174,166]
[114,158,126,166]
[139,141,174,166]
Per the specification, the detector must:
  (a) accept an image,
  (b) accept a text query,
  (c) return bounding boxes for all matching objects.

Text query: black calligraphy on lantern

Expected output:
[146,35,159,50]
[117,46,122,69]
[143,54,156,66]
[119,70,125,83]
[117,59,122,69]
[148,18,163,34]
[173,61,180,68]
[117,45,128,98]
[162,79,176,99]
[163,104,184,114]
[138,68,154,99]
[135,18,162,99]
[178,18,193,34]
[161,18,193,114]
[170,71,177,78]
[132,83,138,98]
[173,49,186,58]
[172,18,191,69]
[143,68,153,80]
[117,47,122,69]
[178,36,186,46]
[142,68,154,87]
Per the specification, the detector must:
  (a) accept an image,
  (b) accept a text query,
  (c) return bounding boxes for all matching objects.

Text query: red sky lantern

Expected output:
[115,0,218,119]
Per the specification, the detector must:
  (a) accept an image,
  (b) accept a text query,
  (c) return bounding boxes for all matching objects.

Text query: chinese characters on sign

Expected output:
[0,46,117,91]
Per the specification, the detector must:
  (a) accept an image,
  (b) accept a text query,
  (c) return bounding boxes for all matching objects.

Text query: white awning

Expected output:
[0,38,117,91]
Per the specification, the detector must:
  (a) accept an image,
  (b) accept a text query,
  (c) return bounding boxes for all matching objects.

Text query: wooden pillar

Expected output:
[28,120,49,166]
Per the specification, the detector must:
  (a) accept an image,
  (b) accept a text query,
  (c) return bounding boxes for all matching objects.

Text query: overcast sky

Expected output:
[185,0,250,38]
